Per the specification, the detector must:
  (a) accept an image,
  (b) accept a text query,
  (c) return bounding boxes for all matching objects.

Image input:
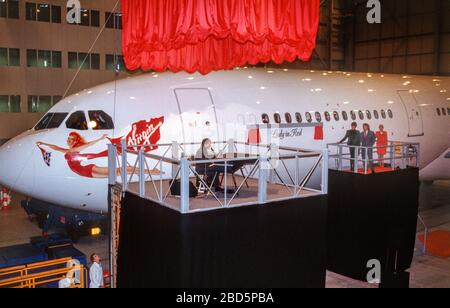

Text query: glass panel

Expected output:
[342,111,348,121]
[51,5,61,23]
[80,8,89,26]
[8,0,19,19]
[295,112,302,123]
[350,110,356,121]
[333,111,339,121]
[358,110,364,120]
[37,96,52,112]
[53,96,62,104]
[442,108,447,116]
[88,111,115,130]
[366,110,372,120]
[8,48,19,66]
[9,95,20,112]
[91,53,100,70]
[117,56,126,71]
[0,96,9,112]
[52,51,61,68]
[0,1,6,18]
[262,113,269,124]
[388,109,393,119]
[68,52,78,69]
[26,2,36,20]
[91,10,99,27]
[35,113,69,130]
[105,12,114,28]
[79,53,90,69]
[37,3,50,22]
[381,109,386,119]
[28,96,38,112]
[27,49,37,67]
[324,111,331,122]
[38,50,52,67]
[305,112,312,123]
[373,110,379,119]
[274,113,281,124]
[66,111,88,130]
[105,54,115,71]
[115,13,122,29]
[285,113,292,124]
[0,48,7,66]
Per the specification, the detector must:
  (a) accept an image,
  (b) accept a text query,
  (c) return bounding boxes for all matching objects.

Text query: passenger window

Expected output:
[305,112,312,123]
[381,109,387,119]
[342,111,348,121]
[274,113,282,124]
[358,110,364,120]
[88,110,114,130]
[285,113,292,124]
[333,111,339,121]
[324,111,331,122]
[262,113,270,124]
[315,112,322,123]
[350,110,356,121]
[436,108,441,116]
[442,108,447,116]
[388,109,393,119]
[35,113,69,130]
[295,112,303,123]
[374,110,379,119]
[447,108,450,116]
[366,110,372,120]
[66,111,88,130]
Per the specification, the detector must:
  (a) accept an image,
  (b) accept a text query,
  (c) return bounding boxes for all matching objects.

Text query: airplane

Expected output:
[0,68,449,217]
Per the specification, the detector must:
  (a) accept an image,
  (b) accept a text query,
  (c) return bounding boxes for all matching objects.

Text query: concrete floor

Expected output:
[0,181,449,288]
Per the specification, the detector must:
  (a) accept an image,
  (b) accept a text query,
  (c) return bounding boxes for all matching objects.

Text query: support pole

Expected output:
[180,158,190,214]
[108,144,117,185]
[121,138,127,192]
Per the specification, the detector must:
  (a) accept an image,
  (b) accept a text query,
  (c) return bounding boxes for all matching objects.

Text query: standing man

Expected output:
[339,122,361,171]
[360,123,377,174]
[89,253,104,288]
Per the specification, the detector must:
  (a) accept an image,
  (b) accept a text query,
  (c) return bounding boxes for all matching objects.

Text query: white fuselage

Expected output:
[0,68,449,213]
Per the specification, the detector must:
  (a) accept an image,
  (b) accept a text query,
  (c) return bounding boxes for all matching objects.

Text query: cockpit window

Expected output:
[88,110,114,130]
[35,113,69,130]
[66,111,88,130]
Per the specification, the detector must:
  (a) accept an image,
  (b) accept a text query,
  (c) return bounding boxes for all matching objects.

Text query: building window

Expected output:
[68,52,100,70]
[1,0,19,19]
[51,5,61,23]
[305,112,312,123]
[262,113,270,124]
[67,8,98,26]
[106,54,126,71]
[27,49,61,68]
[37,3,50,22]
[106,12,122,29]
[91,10,100,27]
[0,47,19,66]
[295,112,302,123]
[285,113,292,124]
[0,95,21,113]
[324,111,331,122]
[28,95,60,113]
[342,111,348,121]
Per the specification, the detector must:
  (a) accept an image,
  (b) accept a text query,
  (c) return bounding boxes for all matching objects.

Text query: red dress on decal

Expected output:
[376,131,388,155]
[64,152,98,178]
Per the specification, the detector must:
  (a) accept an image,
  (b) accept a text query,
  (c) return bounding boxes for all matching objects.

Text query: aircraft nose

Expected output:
[0,137,35,195]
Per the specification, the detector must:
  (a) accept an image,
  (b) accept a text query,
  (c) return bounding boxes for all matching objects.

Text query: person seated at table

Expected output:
[195,138,224,192]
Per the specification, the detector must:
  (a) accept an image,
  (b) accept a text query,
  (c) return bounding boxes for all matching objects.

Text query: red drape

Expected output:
[121,0,320,74]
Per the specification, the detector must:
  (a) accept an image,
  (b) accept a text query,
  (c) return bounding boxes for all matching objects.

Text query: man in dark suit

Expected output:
[360,123,377,174]
[339,122,361,171]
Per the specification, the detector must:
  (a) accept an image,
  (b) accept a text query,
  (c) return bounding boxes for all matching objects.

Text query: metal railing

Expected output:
[327,141,421,174]
[108,140,328,214]
[0,257,87,288]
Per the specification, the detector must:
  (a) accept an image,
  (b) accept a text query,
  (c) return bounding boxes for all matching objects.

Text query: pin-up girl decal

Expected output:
[37,132,160,179]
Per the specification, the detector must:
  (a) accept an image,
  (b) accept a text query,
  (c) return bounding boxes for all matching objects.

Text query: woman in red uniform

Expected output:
[37,132,160,178]
[375,125,389,168]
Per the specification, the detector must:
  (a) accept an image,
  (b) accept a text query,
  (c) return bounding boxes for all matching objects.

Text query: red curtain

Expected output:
[121,0,320,74]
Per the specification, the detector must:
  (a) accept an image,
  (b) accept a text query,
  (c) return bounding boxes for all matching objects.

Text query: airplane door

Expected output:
[398,90,424,137]
[174,88,219,144]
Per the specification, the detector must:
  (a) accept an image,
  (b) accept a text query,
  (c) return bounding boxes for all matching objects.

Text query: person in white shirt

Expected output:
[89,253,104,288]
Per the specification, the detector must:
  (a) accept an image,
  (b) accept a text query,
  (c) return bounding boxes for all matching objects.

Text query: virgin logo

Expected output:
[125,117,164,152]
